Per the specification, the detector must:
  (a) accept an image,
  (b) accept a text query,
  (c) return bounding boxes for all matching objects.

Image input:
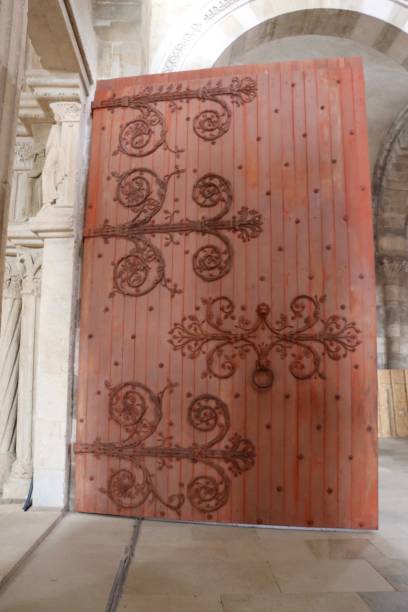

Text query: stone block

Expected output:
[34,418,66,470]
[93,2,141,22]
[94,21,140,43]
[33,468,66,508]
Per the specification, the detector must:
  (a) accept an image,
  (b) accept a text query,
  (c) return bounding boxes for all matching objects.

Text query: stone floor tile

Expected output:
[124,559,279,596]
[256,527,375,542]
[136,542,228,562]
[0,504,24,515]
[118,595,223,611]
[306,538,386,562]
[0,508,61,582]
[139,519,194,545]
[359,591,408,612]
[370,537,408,559]
[221,592,371,612]
[0,513,134,612]
[369,558,408,591]
[268,560,394,593]
[224,536,315,561]
[377,514,408,539]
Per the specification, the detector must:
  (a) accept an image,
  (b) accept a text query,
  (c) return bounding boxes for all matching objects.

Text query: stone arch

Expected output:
[153,1,408,73]
[373,103,408,369]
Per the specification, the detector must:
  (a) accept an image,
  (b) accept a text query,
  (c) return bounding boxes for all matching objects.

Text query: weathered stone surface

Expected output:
[93,0,141,23]
[0,0,28,305]
[30,101,84,508]
[3,248,42,500]
[360,592,408,612]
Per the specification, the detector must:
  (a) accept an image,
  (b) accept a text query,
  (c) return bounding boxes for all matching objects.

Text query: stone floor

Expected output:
[0,505,61,585]
[0,439,407,611]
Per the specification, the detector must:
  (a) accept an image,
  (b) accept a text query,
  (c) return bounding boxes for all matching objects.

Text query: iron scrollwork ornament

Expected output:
[92,77,258,156]
[86,171,263,298]
[75,381,255,515]
[169,295,362,390]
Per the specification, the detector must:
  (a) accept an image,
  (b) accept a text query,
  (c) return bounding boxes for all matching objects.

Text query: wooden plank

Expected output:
[391,371,408,437]
[292,65,311,528]
[317,61,339,527]
[378,370,392,437]
[256,69,273,526]
[280,60,298,528]
[378,370,408,438]
[350,57,378,529]
[268,64,285,526]
[304,59,325,528]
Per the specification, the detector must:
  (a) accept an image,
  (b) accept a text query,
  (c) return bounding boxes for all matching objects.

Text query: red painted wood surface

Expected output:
[75,57,378,529]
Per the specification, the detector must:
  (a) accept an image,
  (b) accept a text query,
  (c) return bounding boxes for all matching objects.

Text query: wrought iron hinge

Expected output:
[91,96,129,113]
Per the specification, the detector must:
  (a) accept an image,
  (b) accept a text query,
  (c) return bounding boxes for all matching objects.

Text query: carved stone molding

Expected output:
[3,258,24,299]
[156,0,408,73]
[0,256,23,489]
[14,139,34,171]
[18,70,83,137]
[2,247,42,499]
[156,0,253,72]
[16,248,42,297]
[50,102,81,123]
[8,461,32,480]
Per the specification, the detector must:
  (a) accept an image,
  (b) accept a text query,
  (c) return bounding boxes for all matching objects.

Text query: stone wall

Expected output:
[93,0,143,78]
[373,101,408,369]
[0,0,95,505]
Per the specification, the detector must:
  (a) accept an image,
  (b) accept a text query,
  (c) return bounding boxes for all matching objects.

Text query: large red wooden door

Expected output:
[75,57,378,529]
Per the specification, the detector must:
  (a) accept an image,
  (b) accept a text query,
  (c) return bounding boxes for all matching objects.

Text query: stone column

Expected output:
[0,258,22,489]
[0,0,28,299]
[3,248,41,499]
[381,255,408,369]
[31,102,82,508]
[9,138,34,222]
[42,103,81,210]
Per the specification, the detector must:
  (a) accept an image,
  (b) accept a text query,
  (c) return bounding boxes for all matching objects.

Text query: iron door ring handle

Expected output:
[252,366,274,390]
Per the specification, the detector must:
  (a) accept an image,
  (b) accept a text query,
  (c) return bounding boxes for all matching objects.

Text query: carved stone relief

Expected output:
[0,258,23,489]
[3,249,42,498]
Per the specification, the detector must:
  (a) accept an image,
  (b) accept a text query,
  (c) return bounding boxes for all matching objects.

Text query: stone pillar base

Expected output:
[3,461,32,499]
[0,451,15,490]
[2,476,30,500]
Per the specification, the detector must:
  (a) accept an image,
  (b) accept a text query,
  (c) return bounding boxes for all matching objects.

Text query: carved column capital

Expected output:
[14,138,34,171]
[378,254,408,283]
[50,102,82,123]
[16,247,42,297]
[3,258,24,299]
